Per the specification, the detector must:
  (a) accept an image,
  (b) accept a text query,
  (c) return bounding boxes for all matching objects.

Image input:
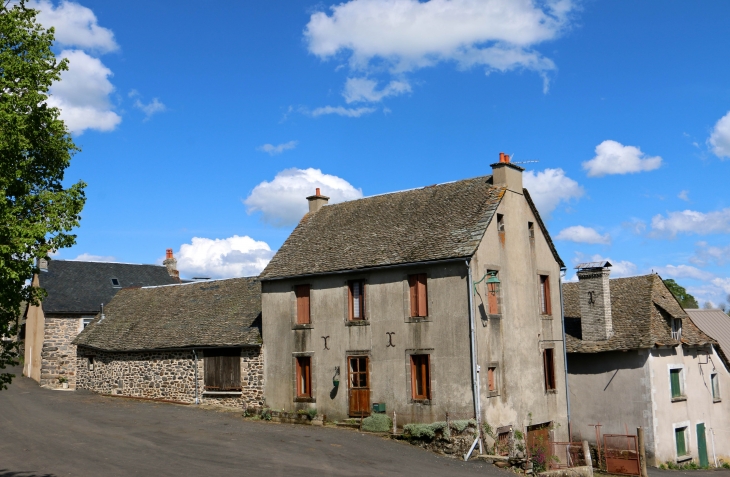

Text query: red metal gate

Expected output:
[603,434,640,476]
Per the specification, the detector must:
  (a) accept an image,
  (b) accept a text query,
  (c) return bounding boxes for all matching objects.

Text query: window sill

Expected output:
[488,391,500,398]
[671,396,687,402]
[406,316,431,323]
[677,455,692,463]
[409,399,432,405]
[546,389,558,395]
[346,320,369,327]
[541,315,553,319]
[294,396,316,403]
[292,324,313,330]
[488,314,502,320]
[203,391,242,396]
[714,398,722,403]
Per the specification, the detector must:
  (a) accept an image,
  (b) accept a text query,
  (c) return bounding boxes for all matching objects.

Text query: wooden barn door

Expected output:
[348,356,370,417]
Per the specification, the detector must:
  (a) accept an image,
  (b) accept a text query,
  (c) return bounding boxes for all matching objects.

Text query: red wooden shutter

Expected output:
[544,276,551,315]
[488,367,495,391]
[417,274,428,317]
[488,284,499,314]
[409,275,418,317]
[348,281,354,321]
[360,281,366,319]
[296,285,310,324]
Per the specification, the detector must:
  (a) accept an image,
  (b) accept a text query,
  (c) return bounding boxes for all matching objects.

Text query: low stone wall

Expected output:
[41,316,82,388]
[76,347,264,408]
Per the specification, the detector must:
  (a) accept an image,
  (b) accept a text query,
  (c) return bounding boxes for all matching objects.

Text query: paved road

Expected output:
[0,368,502,477]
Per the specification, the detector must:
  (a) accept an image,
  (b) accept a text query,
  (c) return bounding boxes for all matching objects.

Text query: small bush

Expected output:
[261,408,272,421]
[431,421,451,438]
[722,462,730,469]
[404,423,436,440]
[451,419,476,433]
[362,414,392,432]
[659,464,666,470]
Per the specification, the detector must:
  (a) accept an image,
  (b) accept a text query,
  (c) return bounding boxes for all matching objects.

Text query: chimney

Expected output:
[576,261,613,341]
[491,152,524,192]
[306,187,329,214]
[37,257,48,272]
[163,248,179,280]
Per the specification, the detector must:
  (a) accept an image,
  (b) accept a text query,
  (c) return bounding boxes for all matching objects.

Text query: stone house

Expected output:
[73,277,264,408]
[565,265,727,466]
[23,256,179,388]
[259,154,570,445]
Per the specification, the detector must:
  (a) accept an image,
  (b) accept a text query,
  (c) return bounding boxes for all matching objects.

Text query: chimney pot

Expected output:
[316,187,321,196]
[491,151,523,190]
[166,248,173,259]
[162,248,179,281]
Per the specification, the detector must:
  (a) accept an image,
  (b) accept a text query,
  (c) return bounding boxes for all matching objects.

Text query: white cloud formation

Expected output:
[678,190,689,201]
[46,49,121,134]
[654,264,715,282]
[244,168,363,226]
[71,253,116,262]
[555,226,610,245]
[134,98,166,120]
[29,0,118,53]
[523,168,584,217]
[582,140,662,177]
[343,78,411,103]
[713,278,730,295]
[304,0,573,93]
[310,105,377,117]
[176,236,274,279]
[709,111,730,159]
[690,242,730,267]
[650,208,730,238]
[257,141,298,156]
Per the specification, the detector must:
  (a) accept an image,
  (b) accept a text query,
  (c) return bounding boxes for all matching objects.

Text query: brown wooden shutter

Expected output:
[204,348,241,391]
[296,285,310,324]
[348,281,354,321]
[544,276,551,315]
[543,349,555,390]
[488,284,499,314]
[360,281,366,319]
[409,275,418,317]
[417,274,428,317]
[488,367,495,391]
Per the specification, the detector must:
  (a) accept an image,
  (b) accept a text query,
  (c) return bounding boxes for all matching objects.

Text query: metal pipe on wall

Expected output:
[464,259,483,460]
[193,349,199,405]
[559,266,572,440]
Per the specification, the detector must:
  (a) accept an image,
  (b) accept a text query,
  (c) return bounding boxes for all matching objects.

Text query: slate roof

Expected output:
[685,309,730,365]
[260,175,563,280]
[565,274,715,353]
[73,277,262,352]
[39,260,178,314]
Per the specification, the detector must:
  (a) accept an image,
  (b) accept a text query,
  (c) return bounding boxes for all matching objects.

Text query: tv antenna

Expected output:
[506,153,539,165]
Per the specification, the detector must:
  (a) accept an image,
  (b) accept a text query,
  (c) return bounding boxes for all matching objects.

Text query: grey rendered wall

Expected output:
[472,188,569,440]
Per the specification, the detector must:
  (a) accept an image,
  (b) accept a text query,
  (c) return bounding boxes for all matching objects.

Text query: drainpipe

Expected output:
[193,349,199,405]
[464,259,483,460]
[559,267,571,440]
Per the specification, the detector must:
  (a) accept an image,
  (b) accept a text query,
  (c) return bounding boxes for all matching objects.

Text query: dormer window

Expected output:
[111,278,121,287]
[671,318,682,341]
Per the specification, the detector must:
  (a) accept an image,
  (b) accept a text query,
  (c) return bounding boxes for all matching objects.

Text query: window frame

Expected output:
[528,221,535,239]
[539,274,552,316]
[348,280,366,321]
[671,318,682,341]
[673,423,691,459]
[410,354,431,401]
[712,373,721,402]
[543,348,556,392]
[408,273,428,318]
[669,366,686,401]
[296,356,312,399]
[295,284,311,325]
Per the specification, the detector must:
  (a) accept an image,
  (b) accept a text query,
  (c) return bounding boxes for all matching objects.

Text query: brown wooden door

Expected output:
[527,423,552,464]
[348,356,370,417]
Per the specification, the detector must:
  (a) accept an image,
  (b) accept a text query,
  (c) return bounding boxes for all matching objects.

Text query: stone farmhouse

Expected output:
[23,257,179,389]
[73,277,264,408]
[565,265,727,466]
[259,154,570,444]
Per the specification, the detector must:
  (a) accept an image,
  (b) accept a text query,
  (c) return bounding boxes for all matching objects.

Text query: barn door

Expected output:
[348,356,370,417]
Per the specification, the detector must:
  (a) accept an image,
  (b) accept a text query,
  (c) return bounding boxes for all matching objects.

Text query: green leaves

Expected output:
[0,1,86,389]
[663,279,700,310]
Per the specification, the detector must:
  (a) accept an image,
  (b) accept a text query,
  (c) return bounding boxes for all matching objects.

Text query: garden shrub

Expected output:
[362,414,392,432]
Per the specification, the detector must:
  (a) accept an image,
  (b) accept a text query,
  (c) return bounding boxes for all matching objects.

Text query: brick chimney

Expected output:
[576,261,613,341]
[306,187,329,214]
[163,248,179,280]
[491,152,524,192]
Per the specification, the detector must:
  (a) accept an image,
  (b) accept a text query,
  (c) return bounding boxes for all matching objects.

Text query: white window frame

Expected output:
[668,364,686,400]
[80,316,95,332]
[673,420,691,460]
[671,318,682,341]
[712,373,721,402]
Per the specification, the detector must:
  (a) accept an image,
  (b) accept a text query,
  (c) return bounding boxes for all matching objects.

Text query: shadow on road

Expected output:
[0,471,58,477]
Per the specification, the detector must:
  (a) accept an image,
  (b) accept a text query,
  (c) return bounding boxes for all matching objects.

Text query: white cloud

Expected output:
[46,49,121,134]
[678,190,689,201]
[71,253,116,262]
[555,226,610,245]
[523,168,584,217]
[176,236,274,279]
[709,111,730,159]
[134,98,166,120]
[582,140,662,177]
[257,141,298,156]
[654,264,715,282]
[244,168,363,226]
[343,78,411,103]
[310,105,377,117]
[650,208,730,238]
[29,0,118,53]
[713,278,730,295]
[304,0,573,93]
[690,242,730,267]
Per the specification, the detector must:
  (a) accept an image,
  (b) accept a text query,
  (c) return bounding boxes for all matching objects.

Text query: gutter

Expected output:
[464,258,483,460]
[193,349,199,405]
[559,266,572,440]
[75,343,262,353]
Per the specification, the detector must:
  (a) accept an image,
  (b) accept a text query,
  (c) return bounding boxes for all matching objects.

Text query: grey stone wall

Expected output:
[577,268,613,341]
[76,347,264,409]
[41,316,81,388]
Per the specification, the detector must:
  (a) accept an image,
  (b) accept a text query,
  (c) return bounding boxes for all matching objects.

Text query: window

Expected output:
[296,356,312,398]
[82,317,94,328]
[486,270,501,315]
[497,214,505,232]
[528,222,535,239]
[410,354,431,400]
[488,366,497,392]
[712,373,721,401]
[543,348,556,391]
[670,368,683,399]
[409,274,428,317]
[110,278,121,287]
[539,275,552,315]
[671,319,682,341]
[204,348,242,392]
[675,427,689,457]
[88,356,94,371]
[295,285,311,324]
[497,430,510,456]
[348,280,366,320]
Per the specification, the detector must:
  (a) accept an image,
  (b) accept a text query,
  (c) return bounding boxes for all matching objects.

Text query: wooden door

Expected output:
[348,356,370,417]
[527,423,552,464]
[697,423,709,467]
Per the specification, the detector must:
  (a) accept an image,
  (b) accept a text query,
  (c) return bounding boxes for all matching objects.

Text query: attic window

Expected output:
[497,214,505,232]
[528,222,535,239]
[671,319,682,341]
[110,278,121,287]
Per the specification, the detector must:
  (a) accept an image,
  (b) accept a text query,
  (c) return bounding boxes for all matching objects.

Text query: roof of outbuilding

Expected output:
[73,277,262,352]
[685,309,730,361]
[565,274,715,353]
[38,260,178,314]
[260,175,563,280]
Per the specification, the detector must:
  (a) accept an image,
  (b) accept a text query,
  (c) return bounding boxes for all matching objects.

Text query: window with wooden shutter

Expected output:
[712,373,720,401]
[348,280,365,320]
[488,366,497,392]
[543,348,556,391]
[410,354,431,400]
[487,270,500,315]
[675,427,688,456]
[204,348,242,392]
[408,274,428,317]
[295,285,311,324]
[670,368,682,398]
[296,356,312,398]
[539,275,551,315]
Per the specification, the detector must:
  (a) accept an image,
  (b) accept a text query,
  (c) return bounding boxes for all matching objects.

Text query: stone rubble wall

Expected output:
[41,316,82,388]
[76,347,264,408]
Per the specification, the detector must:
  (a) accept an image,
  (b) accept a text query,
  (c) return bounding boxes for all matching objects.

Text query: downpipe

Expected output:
[559,267,571,439]
[193,349,199,405]
[464,259,483,461]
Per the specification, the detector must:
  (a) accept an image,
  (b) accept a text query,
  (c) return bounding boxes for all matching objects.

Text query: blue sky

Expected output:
[33,0,730,307]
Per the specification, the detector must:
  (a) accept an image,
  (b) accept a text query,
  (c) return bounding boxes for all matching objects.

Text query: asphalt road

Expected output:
[0,368,502,477]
